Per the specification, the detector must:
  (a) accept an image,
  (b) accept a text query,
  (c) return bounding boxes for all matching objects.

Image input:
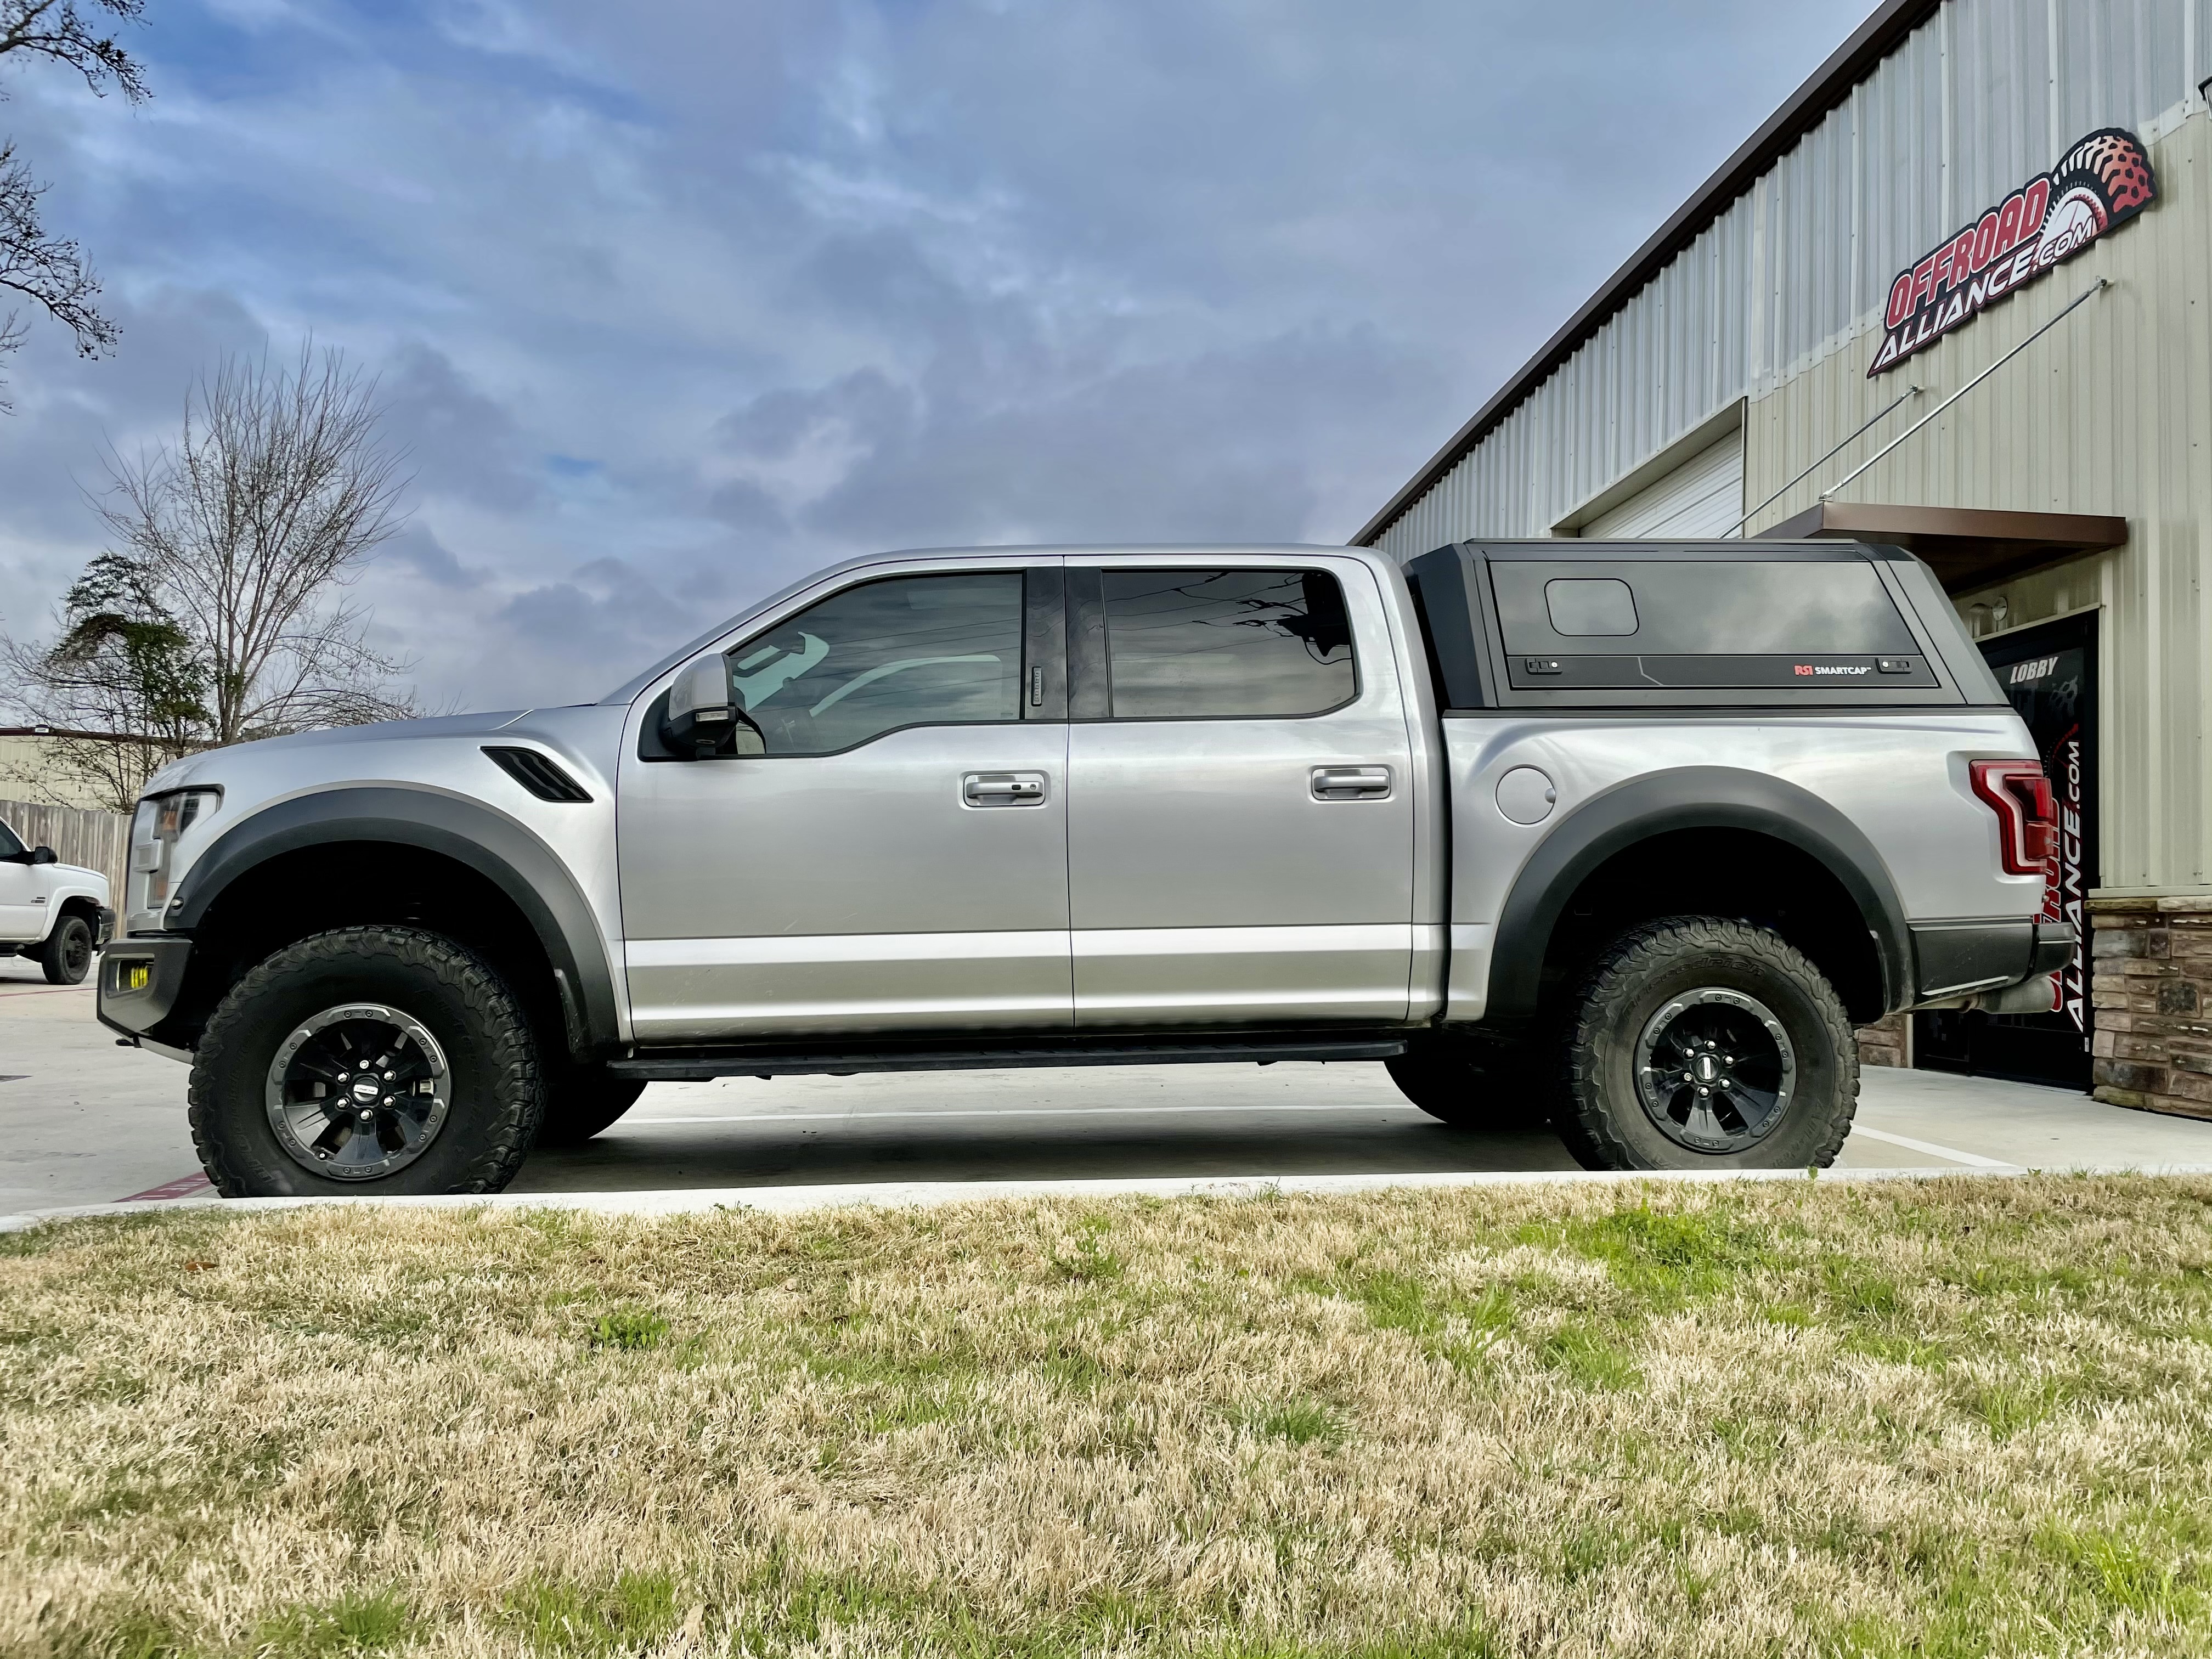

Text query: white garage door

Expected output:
[1582,433,1745,539]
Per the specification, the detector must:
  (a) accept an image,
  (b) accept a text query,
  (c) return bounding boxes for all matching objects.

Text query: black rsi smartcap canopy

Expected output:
[1404,539,2010,712]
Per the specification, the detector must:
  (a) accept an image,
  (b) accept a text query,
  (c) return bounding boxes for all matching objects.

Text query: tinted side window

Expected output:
[1102,569,1355,719]
[1493,560,1917,654]
[0,819,22,859]
[727,572,1024,755]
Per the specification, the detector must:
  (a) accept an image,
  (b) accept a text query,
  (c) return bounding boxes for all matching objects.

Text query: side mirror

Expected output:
[29,845,57,866]
[662,656,764,758]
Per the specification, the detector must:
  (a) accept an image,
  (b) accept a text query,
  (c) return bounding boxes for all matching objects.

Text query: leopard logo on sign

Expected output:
[1868,128,2155,376]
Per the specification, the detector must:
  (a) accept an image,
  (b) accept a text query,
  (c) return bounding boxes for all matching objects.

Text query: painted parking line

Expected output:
[119,1172,215,1203]
[627,1102,1430,1126]
[1846,1125,2012,1168]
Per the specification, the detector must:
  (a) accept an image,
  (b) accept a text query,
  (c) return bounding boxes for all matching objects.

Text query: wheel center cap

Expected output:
[1692,1054,1721,1085]
[351,1080,382,1104]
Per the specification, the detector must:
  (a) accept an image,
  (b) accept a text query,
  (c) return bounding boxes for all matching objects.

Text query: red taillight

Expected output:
[1970,759,2058,875]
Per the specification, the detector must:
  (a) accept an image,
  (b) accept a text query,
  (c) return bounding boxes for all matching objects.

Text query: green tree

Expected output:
[3,346,419,808]
[1,551,207,810]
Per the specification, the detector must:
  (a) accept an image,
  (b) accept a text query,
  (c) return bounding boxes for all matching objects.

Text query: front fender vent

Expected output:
[483,746,592,803]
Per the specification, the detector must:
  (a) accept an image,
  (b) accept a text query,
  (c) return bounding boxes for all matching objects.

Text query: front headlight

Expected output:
[129,787,221,924]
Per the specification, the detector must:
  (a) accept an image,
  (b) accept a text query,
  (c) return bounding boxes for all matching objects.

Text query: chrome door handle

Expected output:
[1311,765,1392,801]
[963,771,1047,806]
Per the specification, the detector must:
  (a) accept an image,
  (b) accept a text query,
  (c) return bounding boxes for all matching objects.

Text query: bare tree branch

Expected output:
[0,0,148,404]
[92,344,420,746]
[0,139,114,407]
[0,2,149,101]
[3,344,420,794]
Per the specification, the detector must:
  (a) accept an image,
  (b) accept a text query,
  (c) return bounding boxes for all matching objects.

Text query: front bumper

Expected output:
[95,935,195,1049]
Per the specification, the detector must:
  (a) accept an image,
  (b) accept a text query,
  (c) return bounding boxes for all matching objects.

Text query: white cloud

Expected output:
[0,0,1874,712]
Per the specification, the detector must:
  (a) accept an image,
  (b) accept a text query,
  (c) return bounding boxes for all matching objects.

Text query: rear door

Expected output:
[618,560,1073,1043]
[1063,556,1417,1026]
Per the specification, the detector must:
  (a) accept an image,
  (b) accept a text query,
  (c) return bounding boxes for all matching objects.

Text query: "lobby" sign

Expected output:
[1869,128,2155,376]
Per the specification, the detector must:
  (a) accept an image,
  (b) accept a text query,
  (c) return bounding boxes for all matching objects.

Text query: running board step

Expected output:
[609,1038,1408,1082]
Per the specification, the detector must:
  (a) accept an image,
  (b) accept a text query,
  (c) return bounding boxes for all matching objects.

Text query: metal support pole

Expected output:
[1820,279,2108,501]
[1726,385,1921,537]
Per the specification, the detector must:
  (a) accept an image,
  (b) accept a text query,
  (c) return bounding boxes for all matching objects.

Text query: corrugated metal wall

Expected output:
[1372,0,2212,563]
[1749,108,2212,894]
[1368,0,2212,894]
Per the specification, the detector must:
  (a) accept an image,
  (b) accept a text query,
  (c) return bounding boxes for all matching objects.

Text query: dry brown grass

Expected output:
[3,1176,2211,1658]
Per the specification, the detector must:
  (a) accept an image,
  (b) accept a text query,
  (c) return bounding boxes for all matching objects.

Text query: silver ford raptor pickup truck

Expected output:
[97,540,2070,1195]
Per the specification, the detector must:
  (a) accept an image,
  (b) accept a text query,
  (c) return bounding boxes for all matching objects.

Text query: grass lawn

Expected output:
[4,1176,2212,1658]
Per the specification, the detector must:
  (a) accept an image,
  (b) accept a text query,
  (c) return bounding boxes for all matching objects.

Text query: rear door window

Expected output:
[1101,569,1355,718]
[1489,557,1935,690]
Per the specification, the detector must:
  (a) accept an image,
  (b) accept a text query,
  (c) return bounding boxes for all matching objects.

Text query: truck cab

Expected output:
[98,541,2067,1193]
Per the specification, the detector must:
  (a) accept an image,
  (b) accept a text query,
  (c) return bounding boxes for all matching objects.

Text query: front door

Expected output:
[1064,558,1417,1027]
[618,563,1072,1043]
[0,819,40,943]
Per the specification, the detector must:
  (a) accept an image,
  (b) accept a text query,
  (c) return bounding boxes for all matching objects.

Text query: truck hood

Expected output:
[141,709,539,793]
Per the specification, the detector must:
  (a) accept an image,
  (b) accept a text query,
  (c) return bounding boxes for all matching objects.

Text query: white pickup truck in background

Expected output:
[97,539,2070,1195]
[0,814,111,985]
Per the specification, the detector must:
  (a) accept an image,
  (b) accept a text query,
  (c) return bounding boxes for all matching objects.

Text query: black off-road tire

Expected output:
[1554,915,1858,1172]
[189,926,543,1198]
[1385,1040,1541,1130]
[535,1064,646,1147]
[40,913,95,985]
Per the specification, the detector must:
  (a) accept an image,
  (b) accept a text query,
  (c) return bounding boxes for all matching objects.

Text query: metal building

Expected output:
[1355,0,2212,1100]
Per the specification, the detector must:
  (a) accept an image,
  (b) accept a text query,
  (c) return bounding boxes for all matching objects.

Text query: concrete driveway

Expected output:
[9,953,2212,1215]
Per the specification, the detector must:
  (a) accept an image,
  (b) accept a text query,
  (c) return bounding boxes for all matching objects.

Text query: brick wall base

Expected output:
[2088,896,2212,1121]
[1856,1012,1909,1069]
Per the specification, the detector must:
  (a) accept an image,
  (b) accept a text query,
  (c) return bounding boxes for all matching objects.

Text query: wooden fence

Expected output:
[0,799,131,899]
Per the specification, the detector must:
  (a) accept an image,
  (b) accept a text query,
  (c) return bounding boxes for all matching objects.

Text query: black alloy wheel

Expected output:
[1555,915,1857,1171]
[264,1004,452,1180]
[1632,988,1796,1154]
[190,926,542,1197]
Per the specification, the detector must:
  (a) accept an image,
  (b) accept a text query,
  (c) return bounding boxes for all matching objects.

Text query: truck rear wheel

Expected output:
[1555,916,1857,1171]
[188,926,543,1198]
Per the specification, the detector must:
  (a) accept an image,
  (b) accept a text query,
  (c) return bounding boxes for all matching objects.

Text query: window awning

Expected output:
[1755,503,2126,594]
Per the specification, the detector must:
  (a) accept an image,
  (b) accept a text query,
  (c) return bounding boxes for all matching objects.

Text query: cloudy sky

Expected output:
[1,0,1871,712]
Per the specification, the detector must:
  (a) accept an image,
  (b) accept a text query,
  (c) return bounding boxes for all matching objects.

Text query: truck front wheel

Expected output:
[1555,916,1857,1171]
[40,913,95,985]
[188,926,544,1198]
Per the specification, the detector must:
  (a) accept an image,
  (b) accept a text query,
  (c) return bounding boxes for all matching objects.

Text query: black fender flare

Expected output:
[1483,765,1913,1023]
[169,785,621,1053]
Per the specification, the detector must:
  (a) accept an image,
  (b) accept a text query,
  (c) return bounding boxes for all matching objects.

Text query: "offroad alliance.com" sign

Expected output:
[1868,127,2156,376]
